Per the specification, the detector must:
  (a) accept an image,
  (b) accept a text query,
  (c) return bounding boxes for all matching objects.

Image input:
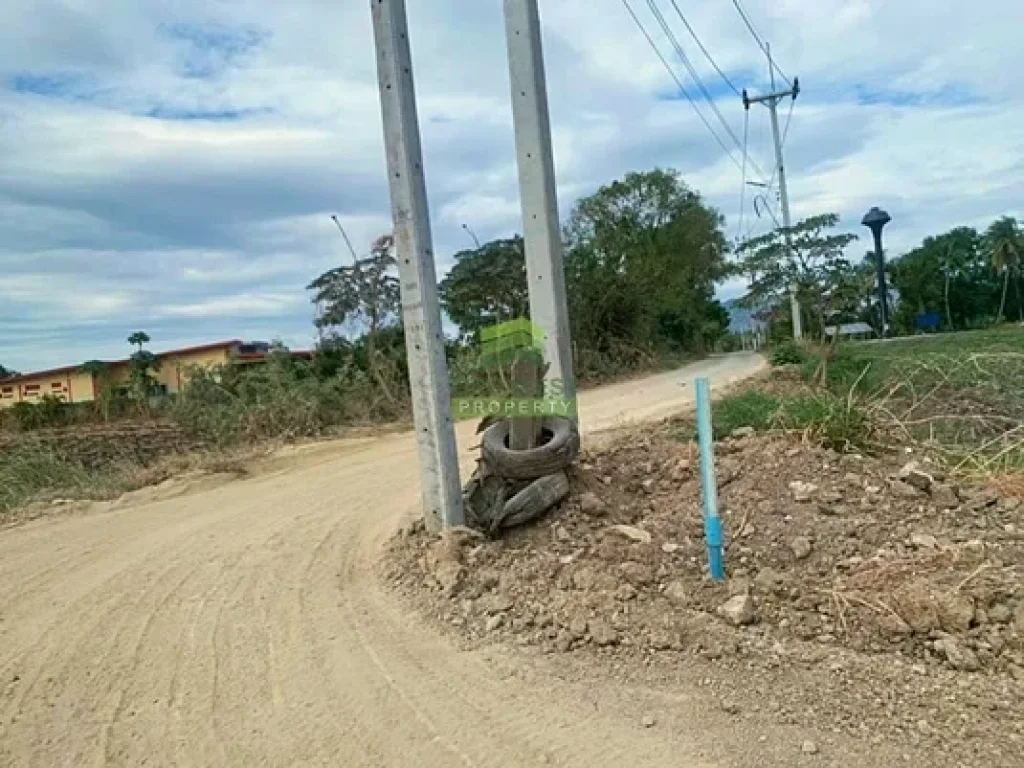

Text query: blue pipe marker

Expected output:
[694,377,725,581]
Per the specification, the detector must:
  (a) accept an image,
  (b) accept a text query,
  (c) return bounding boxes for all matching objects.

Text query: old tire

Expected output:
[496,472,570,530]
[481,416,580,480]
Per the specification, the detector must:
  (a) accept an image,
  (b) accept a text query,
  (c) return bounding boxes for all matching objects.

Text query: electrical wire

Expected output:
[665,0,740,97]
[643,0,766,179]
[729,0,792,88]
[619,0,745,174]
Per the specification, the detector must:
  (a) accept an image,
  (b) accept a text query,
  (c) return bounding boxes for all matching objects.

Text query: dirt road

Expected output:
[0,354,765,767]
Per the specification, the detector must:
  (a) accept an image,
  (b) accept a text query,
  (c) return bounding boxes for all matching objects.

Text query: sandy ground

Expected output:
[0,353,768,768]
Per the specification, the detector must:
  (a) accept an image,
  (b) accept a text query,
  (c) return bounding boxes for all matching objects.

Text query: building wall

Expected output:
[66,372,96,403]
[89,347,235,398]
[0,379,21,407]
[0,343,238,408]
[0,370,95,408]
[157,347,234,394]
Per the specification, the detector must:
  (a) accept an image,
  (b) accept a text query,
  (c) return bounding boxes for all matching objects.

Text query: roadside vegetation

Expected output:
[712,327,1024,479]
[2,172,1020,513]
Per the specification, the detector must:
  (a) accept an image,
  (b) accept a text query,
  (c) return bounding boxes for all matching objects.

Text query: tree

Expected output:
[79,360,115,420]
[308,233,402,402]
[985,216,1022,322]
[440,237,528,336]
[128,331,150,352]
[736,213,858,339]
[122,333,160,403]
[0,364,18,380]
[563,168,729,356]
[889,227,988,333]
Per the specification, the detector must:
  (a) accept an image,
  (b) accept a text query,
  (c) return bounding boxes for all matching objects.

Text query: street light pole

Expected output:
[862,207,892,338]
[461,223,481,249]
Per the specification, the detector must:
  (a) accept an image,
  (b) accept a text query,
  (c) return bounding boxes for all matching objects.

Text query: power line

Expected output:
[729,0,792,87]
[619,0,745,173]
[665,0,740,97]
[644,0,766,178]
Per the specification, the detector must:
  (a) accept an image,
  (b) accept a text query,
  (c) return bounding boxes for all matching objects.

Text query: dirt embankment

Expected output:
[388,429,1024,767]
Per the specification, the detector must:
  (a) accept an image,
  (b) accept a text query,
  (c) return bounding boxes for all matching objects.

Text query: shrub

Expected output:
[775,392,876,454]
[171,354,411,446]
[711,390,781,438]
[770,341,806,366]
[705,388,876,454]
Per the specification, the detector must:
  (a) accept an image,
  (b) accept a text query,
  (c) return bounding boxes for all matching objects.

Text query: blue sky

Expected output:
[2,0,1022,371]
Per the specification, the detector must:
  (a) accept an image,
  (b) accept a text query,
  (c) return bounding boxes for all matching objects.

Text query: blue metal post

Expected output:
[694,377,725,580]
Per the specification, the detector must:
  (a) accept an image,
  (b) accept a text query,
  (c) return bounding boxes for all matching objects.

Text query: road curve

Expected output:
[0,354,764,767]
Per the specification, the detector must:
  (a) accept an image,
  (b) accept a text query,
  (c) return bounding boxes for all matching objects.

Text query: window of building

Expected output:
[24,384,40,392]
[52,382,64,389]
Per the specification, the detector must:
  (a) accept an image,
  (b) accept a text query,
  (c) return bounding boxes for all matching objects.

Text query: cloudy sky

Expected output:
[2,0,1022,372]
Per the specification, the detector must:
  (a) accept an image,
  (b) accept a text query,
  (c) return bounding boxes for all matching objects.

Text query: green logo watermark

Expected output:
[452,318,576,420]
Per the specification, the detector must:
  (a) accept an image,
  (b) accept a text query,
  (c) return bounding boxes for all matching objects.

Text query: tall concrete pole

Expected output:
[503,0,576,406]
[370,0,463,532]
[745,80,802,341]
[767,96,802,340]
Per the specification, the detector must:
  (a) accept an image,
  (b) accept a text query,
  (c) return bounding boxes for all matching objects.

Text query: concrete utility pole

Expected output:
[503,0,576,406]
[743,77,802,341]
[370,0,463,532]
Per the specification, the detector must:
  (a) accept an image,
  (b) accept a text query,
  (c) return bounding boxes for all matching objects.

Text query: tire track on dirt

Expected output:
[0,354,765,767]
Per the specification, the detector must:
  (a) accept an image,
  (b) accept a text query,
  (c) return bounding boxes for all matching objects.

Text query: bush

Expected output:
[707,388,876,453]
[3,396,69,431]
[171,353,411,446]
[770,341,806,366]
[775,392,876,454]
[711,390,781,438]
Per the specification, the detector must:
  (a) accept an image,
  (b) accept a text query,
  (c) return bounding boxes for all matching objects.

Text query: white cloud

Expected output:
[1,0,1021,370]
[158,293,302,318]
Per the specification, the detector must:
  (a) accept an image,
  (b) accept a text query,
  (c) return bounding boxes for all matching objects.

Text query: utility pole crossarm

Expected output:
[742,78,800,107]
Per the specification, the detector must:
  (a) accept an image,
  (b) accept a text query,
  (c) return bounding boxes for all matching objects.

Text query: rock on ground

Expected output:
[718,594,757,626]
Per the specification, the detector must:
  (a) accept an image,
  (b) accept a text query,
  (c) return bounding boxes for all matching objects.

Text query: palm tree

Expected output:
[985,217,1021,322]
[127,331,150,352]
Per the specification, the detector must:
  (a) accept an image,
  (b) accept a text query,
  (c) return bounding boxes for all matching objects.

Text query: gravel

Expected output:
[387,430,1024,768]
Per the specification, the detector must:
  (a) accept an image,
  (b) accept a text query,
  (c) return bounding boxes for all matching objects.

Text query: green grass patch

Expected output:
[796,327,1024,472]
[705,388,877,454]
[710,390,782,437]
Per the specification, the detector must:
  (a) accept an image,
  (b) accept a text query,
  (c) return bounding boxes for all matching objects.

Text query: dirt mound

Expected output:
[387,429,1024,766]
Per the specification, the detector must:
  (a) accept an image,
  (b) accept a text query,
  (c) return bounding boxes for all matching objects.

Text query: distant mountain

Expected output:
[724,298,766,333]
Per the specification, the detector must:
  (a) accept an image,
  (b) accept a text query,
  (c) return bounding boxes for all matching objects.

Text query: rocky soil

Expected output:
[386,428,1024,766]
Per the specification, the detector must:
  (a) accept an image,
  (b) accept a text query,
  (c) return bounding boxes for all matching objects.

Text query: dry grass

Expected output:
[0,441,267,517]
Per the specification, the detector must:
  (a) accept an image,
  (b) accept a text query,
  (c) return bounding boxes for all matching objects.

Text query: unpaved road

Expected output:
[0,354,765,767]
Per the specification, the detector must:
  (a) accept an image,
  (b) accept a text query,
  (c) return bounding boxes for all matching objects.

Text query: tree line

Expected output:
[310,168,731,385]
[734,212,1022,339]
